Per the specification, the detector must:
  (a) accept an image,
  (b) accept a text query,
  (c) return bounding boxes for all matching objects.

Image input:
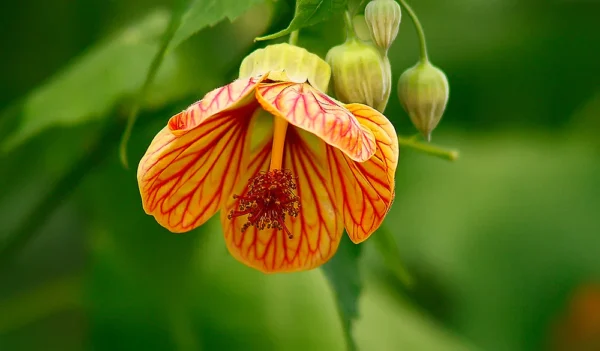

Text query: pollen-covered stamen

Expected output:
[228,170,300,239]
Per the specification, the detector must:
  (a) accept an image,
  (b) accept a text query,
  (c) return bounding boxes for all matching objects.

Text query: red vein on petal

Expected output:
[169,76,263,132]
[146,113,240,178]
[325,104,398,242]
[159,124,244,215]
[163,126,245,229]
[147,115,240,188]
[256,82,376,163]
[328,148,383,235]
[144,118,240,211]
[139,102,257,232]
[221,127,342,273]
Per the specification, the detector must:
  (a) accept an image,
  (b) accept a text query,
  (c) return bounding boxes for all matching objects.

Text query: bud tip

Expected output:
[449,150,460,161]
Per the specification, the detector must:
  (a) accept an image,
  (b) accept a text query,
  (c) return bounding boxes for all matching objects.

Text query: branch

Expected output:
[398,135,459,161]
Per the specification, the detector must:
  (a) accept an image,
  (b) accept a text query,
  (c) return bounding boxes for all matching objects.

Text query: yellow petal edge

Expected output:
[239,43,331,92]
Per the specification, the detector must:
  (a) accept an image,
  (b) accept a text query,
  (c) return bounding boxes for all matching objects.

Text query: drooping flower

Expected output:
[137,43,399,273]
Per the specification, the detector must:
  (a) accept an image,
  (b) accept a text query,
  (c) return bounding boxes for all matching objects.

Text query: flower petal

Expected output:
[168,75,263,134]
[220,128,343,273]
[137,77,262,233]
[326,104,399,243]
[255,82,376,162]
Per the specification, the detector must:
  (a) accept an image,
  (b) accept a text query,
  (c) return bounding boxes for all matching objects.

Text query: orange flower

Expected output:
[137,45,398,273]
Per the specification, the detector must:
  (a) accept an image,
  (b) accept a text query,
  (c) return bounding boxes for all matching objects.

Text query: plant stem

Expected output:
[118,0,189,169]
[348,0,367,17]
[343,11,357,40]
[397,0,429,62]
[288,30,299,45]
[398,135,459,161]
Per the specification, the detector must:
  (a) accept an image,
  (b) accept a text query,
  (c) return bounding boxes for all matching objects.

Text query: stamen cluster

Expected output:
[228,169,300,239]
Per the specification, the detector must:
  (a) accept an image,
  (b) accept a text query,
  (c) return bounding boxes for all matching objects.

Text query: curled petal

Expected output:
[256,82,376,162]
[221,129,343,273]
[168,75,263,134]
[326,104,398,243]
[137,78,262,233]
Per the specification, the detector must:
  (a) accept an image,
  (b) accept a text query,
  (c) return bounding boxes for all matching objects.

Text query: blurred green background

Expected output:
[1,0,600,350]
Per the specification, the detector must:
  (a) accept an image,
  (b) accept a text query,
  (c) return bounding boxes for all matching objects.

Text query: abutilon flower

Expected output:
[137,44,399,273]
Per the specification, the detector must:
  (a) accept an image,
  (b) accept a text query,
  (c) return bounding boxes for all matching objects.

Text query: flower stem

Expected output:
[288,30,299,45]
[343,11,357,40]
[398,135,459,161]
[397,0,429,62]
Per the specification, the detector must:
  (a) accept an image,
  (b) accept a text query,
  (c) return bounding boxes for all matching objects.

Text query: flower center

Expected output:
[228,116,300,238]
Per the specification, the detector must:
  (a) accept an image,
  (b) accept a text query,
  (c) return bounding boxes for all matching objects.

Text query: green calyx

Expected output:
[326,38,392,112]
[239,43,331,92]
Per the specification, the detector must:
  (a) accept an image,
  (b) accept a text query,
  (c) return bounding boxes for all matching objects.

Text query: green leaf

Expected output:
[256,0,347,41]
[322,235,363,351]
[168,0,266,50]
[372,225,414,287]
[2,0,265,152]
[1,10,171,151]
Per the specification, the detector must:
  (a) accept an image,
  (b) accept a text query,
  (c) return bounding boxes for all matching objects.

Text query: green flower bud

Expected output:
[397,61,449,141]
[365,0,402,53]
[326,38,391,112]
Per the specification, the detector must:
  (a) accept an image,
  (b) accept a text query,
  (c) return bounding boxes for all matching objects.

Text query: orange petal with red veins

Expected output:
[168,75,264,135]
[255,82,376,162]
[137,77,262,233]
[221,129,343,273]
[326,104,399,243]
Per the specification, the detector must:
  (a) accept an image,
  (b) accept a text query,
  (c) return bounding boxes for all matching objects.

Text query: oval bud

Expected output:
[397,61,449,141]
[365,0,402,53]
[326,38,391,112]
